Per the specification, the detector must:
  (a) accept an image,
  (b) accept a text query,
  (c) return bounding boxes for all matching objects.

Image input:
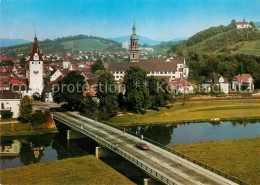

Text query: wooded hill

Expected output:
[0,35,121,57]
[167,20,260,88]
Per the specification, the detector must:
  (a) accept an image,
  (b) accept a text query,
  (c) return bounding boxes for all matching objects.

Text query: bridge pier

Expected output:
[95,146,114,159]
[66,129,86,140]
[143,178,158,185]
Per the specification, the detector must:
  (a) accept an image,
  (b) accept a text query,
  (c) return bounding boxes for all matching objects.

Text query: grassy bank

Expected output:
[109,99,260,126]
[171,138,260,185]
[0,155,135,185]
[0,122,58,136]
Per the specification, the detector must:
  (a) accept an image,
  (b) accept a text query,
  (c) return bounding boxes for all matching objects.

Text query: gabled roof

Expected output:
[29,34,43,61]
[204,73,228,83]
[236,22,250,25]
[107,60,180,72]
[233,74,253,83]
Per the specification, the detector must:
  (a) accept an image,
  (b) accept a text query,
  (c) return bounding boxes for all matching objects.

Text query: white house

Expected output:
[0,91,21,118]
[232,74,254,92]
[202,73,229,94]
[236,19,252,29]
[169,78,195,94]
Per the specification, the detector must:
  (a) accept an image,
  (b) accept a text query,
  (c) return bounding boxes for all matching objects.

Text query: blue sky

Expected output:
[1,0,260,41]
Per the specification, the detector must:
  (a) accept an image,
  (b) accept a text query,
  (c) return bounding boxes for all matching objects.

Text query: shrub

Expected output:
[1,110,13,119]
[31,110,45,126]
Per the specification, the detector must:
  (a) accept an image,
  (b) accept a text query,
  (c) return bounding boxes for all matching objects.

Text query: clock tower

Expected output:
[29,33,44,97]
[130,23,139,62]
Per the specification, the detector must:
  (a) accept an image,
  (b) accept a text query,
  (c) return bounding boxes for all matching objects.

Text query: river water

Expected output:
[0,121,259,171]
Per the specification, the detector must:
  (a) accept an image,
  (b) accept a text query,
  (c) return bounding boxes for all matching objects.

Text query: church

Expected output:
[107,24,189,82]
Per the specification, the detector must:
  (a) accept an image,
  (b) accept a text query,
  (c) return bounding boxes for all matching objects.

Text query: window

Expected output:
[1,103,4,109]
[133,54,135,58]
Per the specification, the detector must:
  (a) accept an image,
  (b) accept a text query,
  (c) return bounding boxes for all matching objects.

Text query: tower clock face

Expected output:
[33,70,39,74]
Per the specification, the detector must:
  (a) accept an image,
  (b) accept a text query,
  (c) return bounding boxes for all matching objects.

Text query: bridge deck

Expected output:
[51,111,237,185]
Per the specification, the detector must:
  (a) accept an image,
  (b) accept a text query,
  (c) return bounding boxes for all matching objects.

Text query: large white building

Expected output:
[107,24,189,82]
[28,34,44,98]
[122,41,129,49]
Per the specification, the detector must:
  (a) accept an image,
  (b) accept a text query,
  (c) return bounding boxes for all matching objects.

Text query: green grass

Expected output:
[108,99,260,126]
[240,39,260,55]
[62,39,108,51]
[0,122,57,136]
[171,138,260,185]
[0,155,135,185]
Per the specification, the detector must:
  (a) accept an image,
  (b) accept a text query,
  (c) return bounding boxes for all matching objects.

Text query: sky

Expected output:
[1,0,260,41]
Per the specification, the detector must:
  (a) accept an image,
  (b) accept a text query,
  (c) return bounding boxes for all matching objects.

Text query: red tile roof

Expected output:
[236,22,250,25]
[0,56,14,61]
[233,74,253,83]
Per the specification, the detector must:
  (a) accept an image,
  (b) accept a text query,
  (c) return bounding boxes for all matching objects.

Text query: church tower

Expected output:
[130,23,139,62]
[29,33,44,97]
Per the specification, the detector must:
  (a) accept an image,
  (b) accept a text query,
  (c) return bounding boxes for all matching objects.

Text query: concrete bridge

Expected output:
[35,102,239,185]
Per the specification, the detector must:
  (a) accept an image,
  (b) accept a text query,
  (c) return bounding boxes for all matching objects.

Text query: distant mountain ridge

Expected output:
[0,38,30,48]
[109,36,187,46]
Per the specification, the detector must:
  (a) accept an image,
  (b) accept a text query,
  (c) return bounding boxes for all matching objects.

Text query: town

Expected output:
[0,1,260,185]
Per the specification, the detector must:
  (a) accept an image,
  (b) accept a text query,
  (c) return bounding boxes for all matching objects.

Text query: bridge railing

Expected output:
[77,112,249,185]
[53,115,177,185]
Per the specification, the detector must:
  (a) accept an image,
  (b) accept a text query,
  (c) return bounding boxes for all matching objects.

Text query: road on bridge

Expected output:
[35,102,237,185]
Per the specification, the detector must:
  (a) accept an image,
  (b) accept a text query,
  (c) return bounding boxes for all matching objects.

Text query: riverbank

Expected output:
[171,137,260,185]
[0,121,58,136]
[0,155,135,185]
[108,99,260,126]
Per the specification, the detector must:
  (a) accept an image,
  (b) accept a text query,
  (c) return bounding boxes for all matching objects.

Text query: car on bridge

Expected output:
[136,142,149,150]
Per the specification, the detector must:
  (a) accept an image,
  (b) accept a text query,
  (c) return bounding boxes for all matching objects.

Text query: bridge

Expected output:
[35,102,239,185]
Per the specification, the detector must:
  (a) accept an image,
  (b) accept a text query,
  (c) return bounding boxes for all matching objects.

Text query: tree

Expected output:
[19,95,33,123]
[123,66,150,113]
[31,110,45,126]
[91,59,105,73]
[53,71,85,110]
[96,71,118,118]
[80,93,98,117]
[0,60,13,66]
[249,21,256,28]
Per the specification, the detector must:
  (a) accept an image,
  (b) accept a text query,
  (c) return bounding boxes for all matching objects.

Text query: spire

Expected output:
[132,23,136,35]
[34,29,37,42]
[64,51,69,61]
[29,33,43,61]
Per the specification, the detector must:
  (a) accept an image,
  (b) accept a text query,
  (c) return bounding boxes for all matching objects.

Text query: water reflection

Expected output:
[0,134,91,170]
[127,121,260,146]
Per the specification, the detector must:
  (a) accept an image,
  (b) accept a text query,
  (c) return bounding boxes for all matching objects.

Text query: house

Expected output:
[0,90,22,118]
[169,78,195,94]
[232,74,254,92]
[202,73,229,94]
[236,19,252,29]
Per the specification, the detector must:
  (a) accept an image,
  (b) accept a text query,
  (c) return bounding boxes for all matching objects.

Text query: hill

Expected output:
[167,20,260,88]
[0,38,30,48]
[169,21,260,56]
[0,35,121,57]
[109,35,162,46]
[109,36,187,47]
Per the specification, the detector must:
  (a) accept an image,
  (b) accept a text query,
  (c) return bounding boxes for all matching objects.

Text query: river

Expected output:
[0,121,259,172]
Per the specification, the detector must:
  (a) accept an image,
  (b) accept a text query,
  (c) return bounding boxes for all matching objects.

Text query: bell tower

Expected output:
[130,23,139,62]
[29,33,44,97]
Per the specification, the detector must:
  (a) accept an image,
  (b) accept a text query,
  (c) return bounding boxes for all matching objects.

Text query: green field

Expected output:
[0,122,57,136]
[108,99,260,126]
[240,39,260,55]
[62,38,108,51]
[172,138,260,185]
[0,155,135,185]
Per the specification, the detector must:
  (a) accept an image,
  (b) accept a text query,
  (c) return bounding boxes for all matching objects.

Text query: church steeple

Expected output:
[130,23,139,62]
[29,33,43,61]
